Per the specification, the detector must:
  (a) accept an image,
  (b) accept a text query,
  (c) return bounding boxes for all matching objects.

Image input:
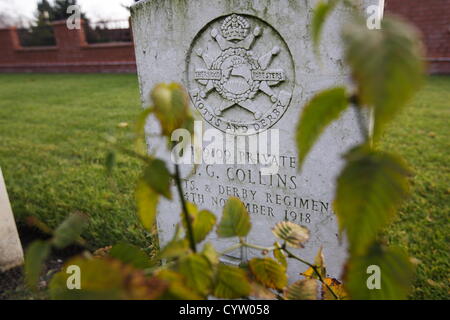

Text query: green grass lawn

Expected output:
[379,76,450,300]
[0,74,448,299]
[0,74,149,249]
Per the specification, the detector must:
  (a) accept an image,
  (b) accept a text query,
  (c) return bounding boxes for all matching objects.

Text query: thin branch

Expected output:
[282,246,339,300]
[349,95,369,142]
[174,163,197,253]
[241,241,276,252]
[219,243,242,256]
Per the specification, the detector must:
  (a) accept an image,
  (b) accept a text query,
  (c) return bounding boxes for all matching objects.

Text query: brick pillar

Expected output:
[0,28,22,64]
[52,20,87,47]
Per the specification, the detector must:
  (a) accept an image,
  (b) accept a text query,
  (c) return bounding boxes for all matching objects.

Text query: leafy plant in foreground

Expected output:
[25,1,424,300]
[299,0,424,299]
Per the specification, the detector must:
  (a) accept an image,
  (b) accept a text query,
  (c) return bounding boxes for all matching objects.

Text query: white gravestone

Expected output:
[132,0,379,280]
[0,167,24,271]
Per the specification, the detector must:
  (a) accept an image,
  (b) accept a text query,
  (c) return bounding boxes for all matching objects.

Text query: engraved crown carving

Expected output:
[221,14,250,41]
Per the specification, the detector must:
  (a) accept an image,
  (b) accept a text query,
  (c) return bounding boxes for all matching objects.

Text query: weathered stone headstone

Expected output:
[0,167,24,271]
[131,0,379,280]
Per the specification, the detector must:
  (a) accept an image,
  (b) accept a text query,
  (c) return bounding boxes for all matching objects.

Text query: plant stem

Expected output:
[174,163,196,253]
[282,246,339,300]
[352,104,369,142]
[240,240,275,252]
[219,243,242,256]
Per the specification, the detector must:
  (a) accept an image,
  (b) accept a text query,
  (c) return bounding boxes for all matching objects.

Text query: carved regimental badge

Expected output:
[187,14,295,134]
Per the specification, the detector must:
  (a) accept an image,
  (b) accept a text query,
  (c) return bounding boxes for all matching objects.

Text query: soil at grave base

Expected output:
[0,224,85,300]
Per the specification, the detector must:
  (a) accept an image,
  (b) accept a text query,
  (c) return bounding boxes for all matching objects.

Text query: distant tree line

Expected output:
[20,0,135,46]
[20,0,88,46]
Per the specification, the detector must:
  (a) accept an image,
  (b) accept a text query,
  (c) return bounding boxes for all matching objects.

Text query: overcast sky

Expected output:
[0,0,135,23]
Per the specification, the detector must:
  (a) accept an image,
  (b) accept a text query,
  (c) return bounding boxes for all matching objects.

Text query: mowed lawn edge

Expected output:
[0,73,448,299]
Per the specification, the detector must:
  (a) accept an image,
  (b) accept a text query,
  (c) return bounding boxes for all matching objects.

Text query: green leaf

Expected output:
[284,279,318,300]
[202,242,219,266]
[109,243,152,269]
[345,243,414,300]
[156,269,203,300]
[343,15,425,137]
[273,242,287,268]
[52,212,88,249]
[296,87,348,169]
[272,221,310,248]
[217,197,251,238]
[213,264,251,299]
[150,83,190,136]
[143,158,172,199]
[312,0,339,50]
[135,106,153,137]
[193,210,216,243]
[50,258,123,300]
[182,203,217,243]
[249,257,287,290]
[159,239,190,260]
[50,257,167,300]
[178,253,214,296]
[135,178,159,231]
[24,240,51,290]
[335,146,411,254]
[181,113,196,135]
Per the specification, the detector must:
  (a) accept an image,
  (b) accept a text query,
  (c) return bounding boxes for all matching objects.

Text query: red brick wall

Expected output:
[386,0,450,74]
[0,20,136,73]
[1,4,449,74]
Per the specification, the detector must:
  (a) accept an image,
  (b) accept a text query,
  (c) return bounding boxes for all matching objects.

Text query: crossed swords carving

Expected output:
[194,23,287,120]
